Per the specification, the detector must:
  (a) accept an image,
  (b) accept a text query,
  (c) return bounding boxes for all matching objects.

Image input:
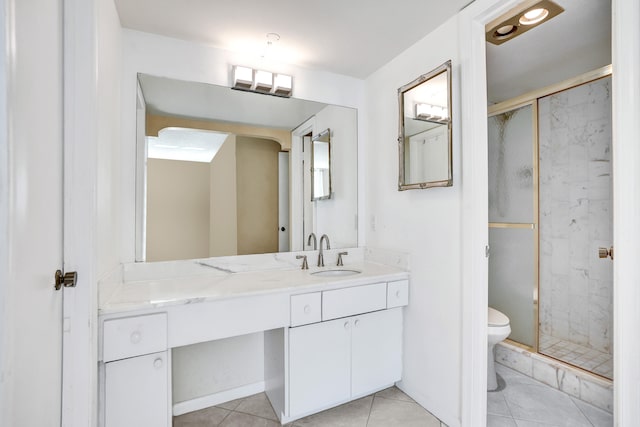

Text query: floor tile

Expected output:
[173,405,230,426]
[487,414,518,427]
[572,398,613,426]
[219,411,280,427]
[374,386,415,402]
[234,393,279,421]
[367,396,440,427]
[293,396,372,427]
[513,420,558,426]
[487,390,511,417]
[216,396,246,411]
[502,382,592,426]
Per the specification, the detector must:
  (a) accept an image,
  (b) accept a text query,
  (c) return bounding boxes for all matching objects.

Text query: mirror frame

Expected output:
[311,128,332,200]
[397,60,453,190]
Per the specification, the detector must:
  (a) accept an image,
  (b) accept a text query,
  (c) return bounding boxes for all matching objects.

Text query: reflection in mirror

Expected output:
[398,60,452,190]
[136,74,358,262]
[311,129,331,200]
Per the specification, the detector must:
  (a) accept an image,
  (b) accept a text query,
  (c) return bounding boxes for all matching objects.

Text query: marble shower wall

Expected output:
[538,77,613,356]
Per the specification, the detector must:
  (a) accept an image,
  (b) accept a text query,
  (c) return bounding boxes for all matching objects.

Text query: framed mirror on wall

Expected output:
[397,60,452,190]
[311,129,331,200]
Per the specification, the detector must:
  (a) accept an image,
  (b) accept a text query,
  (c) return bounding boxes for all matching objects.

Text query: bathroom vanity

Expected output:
[98,255,409,426]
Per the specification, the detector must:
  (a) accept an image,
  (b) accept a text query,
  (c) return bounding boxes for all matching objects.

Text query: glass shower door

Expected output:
[537,76,613,379]
[488,104,537,348]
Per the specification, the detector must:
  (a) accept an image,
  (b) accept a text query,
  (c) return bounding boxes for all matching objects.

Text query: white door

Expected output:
[351,308,403,397]
[0,0,65,425]
[278,152,290,252]
[288,319,351,416]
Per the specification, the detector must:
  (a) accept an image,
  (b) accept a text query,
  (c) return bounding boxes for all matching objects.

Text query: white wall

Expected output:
[364,17,462,426]
[97,0,124,278]
[120,29,366,408]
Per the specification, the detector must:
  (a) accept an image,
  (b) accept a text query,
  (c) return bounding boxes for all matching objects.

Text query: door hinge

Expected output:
[485,245,490,258]
[54,269,78,291]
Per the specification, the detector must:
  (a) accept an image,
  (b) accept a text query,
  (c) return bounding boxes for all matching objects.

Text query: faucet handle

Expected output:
[337,252,348,266]
[296,255,309,270]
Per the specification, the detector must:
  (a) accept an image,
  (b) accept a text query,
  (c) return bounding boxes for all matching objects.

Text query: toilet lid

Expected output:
[488,307,509,327]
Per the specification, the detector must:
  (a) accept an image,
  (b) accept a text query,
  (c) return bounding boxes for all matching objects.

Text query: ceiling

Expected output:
[114,0,473,79]
[486,0,611,103]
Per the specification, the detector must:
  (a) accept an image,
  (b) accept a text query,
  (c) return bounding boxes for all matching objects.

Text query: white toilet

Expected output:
[487,307,511,391]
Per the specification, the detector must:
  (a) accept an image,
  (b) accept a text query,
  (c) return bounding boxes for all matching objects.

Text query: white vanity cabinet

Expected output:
[98,264,409,426]
[101,313,170,427]
[288,308,402,417]
[272,279,409,423]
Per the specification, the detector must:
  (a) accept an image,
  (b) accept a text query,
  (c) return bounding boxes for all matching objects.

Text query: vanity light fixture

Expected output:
[231,65,293,98]
[232,66,254,90]
[415,103,449,122]
[254,70,273,93]
[486,0,563,45]
[273,74,293,97]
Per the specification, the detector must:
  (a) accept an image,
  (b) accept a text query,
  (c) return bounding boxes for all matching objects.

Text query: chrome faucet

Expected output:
[318,234,331,267]
[307,233,317,250]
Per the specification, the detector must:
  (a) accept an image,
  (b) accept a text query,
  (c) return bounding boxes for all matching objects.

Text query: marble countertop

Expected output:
[99,260,409,315]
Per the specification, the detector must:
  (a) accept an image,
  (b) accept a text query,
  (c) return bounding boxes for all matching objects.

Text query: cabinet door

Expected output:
[351,308,403,397]
[105,351,169,427]
[288,318,351,416]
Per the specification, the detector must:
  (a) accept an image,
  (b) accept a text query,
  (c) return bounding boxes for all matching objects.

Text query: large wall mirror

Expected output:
[135,74,358,262]
[397,60,452,190]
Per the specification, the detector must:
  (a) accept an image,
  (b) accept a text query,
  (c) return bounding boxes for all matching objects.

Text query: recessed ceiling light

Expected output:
[519,8,549,25]
[485,0,564,45]
[494,24,518,39]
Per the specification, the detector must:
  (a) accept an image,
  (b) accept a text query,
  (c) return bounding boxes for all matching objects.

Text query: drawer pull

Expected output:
[304,305,311,314]
[153,357,163,369]
[130,331,141,344]
[395,290,401,298]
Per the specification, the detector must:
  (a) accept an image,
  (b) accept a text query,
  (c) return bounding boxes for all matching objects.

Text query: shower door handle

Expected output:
[598,246,613,260]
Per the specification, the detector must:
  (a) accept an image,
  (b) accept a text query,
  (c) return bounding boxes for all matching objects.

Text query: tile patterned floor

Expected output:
[539,334,613,379]
[488,363,613,427]
[173,386,447,427]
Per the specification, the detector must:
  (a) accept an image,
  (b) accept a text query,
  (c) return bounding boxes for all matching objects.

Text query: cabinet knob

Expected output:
[153,358,163,369]
[354,319,360,328]
[130,331,141,344]
[304,305,311,314]
[395,290,401,298]
[344,321,350,330]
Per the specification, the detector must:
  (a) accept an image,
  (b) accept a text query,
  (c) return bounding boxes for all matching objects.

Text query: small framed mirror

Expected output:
[311,128,331,200]
[398,60,452,190]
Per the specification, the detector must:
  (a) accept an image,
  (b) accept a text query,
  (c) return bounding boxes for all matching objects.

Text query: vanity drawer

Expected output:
[291,293,321,327]
[103,313,167,362]
[387,280,409,308]
[322,283,387,321]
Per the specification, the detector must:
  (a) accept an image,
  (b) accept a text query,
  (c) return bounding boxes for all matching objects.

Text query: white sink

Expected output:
[310,269,362,277]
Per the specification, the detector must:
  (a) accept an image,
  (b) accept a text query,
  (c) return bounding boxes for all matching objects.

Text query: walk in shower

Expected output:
[488,69,613,380]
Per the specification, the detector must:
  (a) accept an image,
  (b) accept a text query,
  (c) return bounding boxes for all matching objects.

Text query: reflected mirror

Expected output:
[135,74,358,262]
[311,129,331,200]
[398,60,452,190]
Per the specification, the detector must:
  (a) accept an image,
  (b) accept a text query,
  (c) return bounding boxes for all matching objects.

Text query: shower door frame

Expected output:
[488,64,613,369]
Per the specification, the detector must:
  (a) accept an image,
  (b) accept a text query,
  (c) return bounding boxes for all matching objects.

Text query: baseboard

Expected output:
[173,381,266,416]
